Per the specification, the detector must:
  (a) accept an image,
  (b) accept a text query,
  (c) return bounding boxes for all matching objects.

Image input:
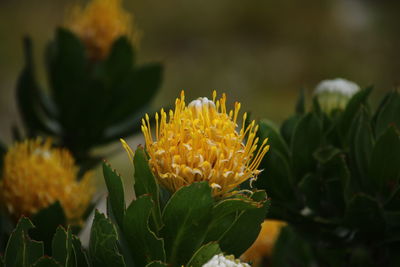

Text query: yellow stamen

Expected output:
[135,91,269,197]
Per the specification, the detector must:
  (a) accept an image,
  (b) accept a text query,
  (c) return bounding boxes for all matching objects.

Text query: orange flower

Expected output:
[241,220,286,266]
[66,0,139,60]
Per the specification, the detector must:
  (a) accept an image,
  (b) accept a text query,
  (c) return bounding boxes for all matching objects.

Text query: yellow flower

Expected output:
[241,220,286,266]
[0,138,93,223]
[141,90,269,196]
[65,0,138,60]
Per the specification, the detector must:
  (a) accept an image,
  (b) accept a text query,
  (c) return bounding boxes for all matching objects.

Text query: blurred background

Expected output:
[0,0,399,184]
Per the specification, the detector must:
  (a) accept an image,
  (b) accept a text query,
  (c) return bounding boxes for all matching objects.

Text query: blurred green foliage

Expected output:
[256,88,400,266]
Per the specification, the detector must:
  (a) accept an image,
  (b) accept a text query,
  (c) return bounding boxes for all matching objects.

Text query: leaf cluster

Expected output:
[256,88,400,266]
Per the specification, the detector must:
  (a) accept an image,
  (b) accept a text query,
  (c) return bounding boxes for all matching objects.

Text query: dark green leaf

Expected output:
[134,147,162,231]
[89,211,126,267]
[17,37,57,136]
[348,108,374,188]
[313,146,341,164]
[291,113,322,180]
[272,226,315,267]
[186,243,221,267]
[27,240,45,267]
[46,28,88,134]
[145,261,169,267]
[339,87,372,144]
[71,236,89,267]
[30,201,66,255]
[105,63,163,125]
[161,182,213,266]
[103,162,126,227]
[52,227,74,267]
[123,195,165,266]
[106,37,134,82]
[205,197,259,242]
[374,90,400,138]
[256,149,295,203]
[219,191,270,257]
[280,114,301,145]
[345,193,385,234]
[368,126,400,195]
[4,217,44,267]
[33,257,62,267]
[258,120,289,159]
[299,174,320,212]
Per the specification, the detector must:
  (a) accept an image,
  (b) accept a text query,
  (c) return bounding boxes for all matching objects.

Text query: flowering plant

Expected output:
[256,83,400,266]
[0,92,270,267]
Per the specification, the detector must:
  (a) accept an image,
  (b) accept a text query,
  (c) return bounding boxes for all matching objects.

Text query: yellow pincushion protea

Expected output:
[0,138,93,223]
[65,0,138,60]
[241,220,286,265]
[141,91,269,196]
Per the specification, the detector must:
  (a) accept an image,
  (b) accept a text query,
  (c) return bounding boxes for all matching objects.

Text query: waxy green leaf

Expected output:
[161,182,213,266]
[123,195,165,266]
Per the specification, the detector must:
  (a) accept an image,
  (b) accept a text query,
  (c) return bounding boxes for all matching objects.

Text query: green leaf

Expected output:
[52,227,74,267]
[218,191,270,257]
[368,126,400,195]
[16,37,57,136]
[374,90,400,138]
[186,243,221,267]
[313,146,341,164]
[339,87,372,144]
[291,113,322,180]
[258,120,289,159]
[134,147,162,231]
[46,28,87,130]
[318,153,349,215]
[348,108,374,188]
[345,193,385,234]
[145,261,169,267]
[280,114,301,145]
[123,195,165,266]
[105,63,163,125]
[71,236,89,267]
[33,257,62,267]
[89,211,126,267]
[106,37,134,82]
[205,197,259,242]
[4,217,44,267]
[272,226,315,267]
[256,148,295,203]
[299,174,321,212]
[30,201,67,255]
[161,182,213,266]
[103,162,126,227]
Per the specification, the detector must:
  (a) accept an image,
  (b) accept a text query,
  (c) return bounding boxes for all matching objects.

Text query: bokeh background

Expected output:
[1,0,399,185]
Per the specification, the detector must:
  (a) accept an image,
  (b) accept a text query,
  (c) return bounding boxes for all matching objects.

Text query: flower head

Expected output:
[241,220,286,265]
[0,138,93,223]
[203,254,250,267]
[65,0,138,60]
[141,91,269,196]
[314,78,360,114]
